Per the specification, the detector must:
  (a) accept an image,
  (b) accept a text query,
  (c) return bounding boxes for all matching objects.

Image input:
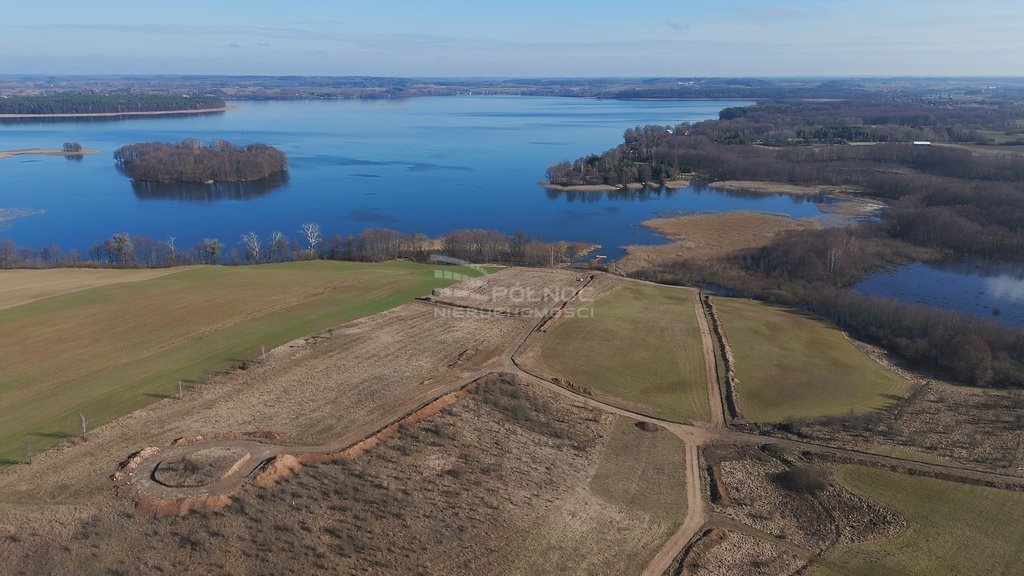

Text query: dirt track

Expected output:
[693,291,725,427]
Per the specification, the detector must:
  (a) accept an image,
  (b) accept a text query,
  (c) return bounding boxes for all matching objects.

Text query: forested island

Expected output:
[549,99,1024,388]
[114,140,287,183]
[0,94,226,117]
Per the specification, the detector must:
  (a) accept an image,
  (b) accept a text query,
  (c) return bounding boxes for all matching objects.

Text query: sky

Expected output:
[1,0,1022,77]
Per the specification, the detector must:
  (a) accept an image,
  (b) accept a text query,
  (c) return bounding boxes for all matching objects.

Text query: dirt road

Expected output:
[692,292,725,427]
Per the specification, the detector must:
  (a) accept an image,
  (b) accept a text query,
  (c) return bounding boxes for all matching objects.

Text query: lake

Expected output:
[0,96,838,258]
[854,261,1024,328]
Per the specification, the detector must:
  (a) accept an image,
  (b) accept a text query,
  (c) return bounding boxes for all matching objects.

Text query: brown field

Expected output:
[0,298,525,503]
[678,444,905,576]
[0,267,181,310]
[618,211,820,273]
[773,379,1024,477]
[0,375,688,576]
[683,529,806,576]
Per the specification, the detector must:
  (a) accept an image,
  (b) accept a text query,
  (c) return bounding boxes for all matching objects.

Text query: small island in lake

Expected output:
[0,142,96,160]
[114,139,288,183]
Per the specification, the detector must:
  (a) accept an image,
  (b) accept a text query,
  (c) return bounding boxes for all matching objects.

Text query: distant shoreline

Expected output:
[0,148,98,159]
[0,106,232,120]
[540,178,692,193]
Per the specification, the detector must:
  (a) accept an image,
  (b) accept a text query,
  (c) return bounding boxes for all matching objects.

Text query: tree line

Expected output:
[114,140,288,183]
[0,94,225,115]
[0,227,586,270]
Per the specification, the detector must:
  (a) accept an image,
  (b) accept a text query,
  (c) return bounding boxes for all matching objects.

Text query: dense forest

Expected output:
[114,140,288,183]
[550,100,1024,388]
[0,94,225,115]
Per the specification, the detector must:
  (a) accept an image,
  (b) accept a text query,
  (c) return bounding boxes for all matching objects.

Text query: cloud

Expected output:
[665,20,688,31]
[227,42,241,49]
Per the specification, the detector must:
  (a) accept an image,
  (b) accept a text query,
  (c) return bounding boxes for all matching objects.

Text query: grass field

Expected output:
[0,268,179,310]
[812,467,1024,576]
[590,417,687,518]
[714,298,908,422]
[536,281,709,422]
[0,261,481,462]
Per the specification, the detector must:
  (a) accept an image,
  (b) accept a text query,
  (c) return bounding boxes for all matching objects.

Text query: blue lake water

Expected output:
[854,261,1024,328]
[0,96,840,258]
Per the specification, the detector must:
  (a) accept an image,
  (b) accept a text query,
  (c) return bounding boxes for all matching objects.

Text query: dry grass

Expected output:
[0,267,181,310]
[0,376,688,575]
[790,381,1024,476]
[619,211,820,273]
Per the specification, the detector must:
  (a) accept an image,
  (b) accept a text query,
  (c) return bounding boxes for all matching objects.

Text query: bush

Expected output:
[776,464,830,493]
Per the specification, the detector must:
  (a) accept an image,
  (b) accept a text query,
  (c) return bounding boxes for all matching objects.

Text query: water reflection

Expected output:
[543,181,828,204]
[544,185,683,203]
[131,171,290,202]
[854,261,1024,328]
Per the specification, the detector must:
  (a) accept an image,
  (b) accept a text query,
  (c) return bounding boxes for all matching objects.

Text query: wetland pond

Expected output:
[854,261,1024,328]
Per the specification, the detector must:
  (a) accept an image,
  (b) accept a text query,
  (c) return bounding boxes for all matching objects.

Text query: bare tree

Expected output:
[163,236,177,262]
[300,223,322,257]
[268,230,289,262]
[241,232,262,264]
[79,412,88,437]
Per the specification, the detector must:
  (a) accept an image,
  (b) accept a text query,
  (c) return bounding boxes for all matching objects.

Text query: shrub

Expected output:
[776,464,831,493]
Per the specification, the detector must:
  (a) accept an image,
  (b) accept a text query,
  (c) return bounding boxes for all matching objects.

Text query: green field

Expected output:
[0,261,482,462]
[812,467,1024,576]
[714,298,908,422]
[537,282,708,422]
